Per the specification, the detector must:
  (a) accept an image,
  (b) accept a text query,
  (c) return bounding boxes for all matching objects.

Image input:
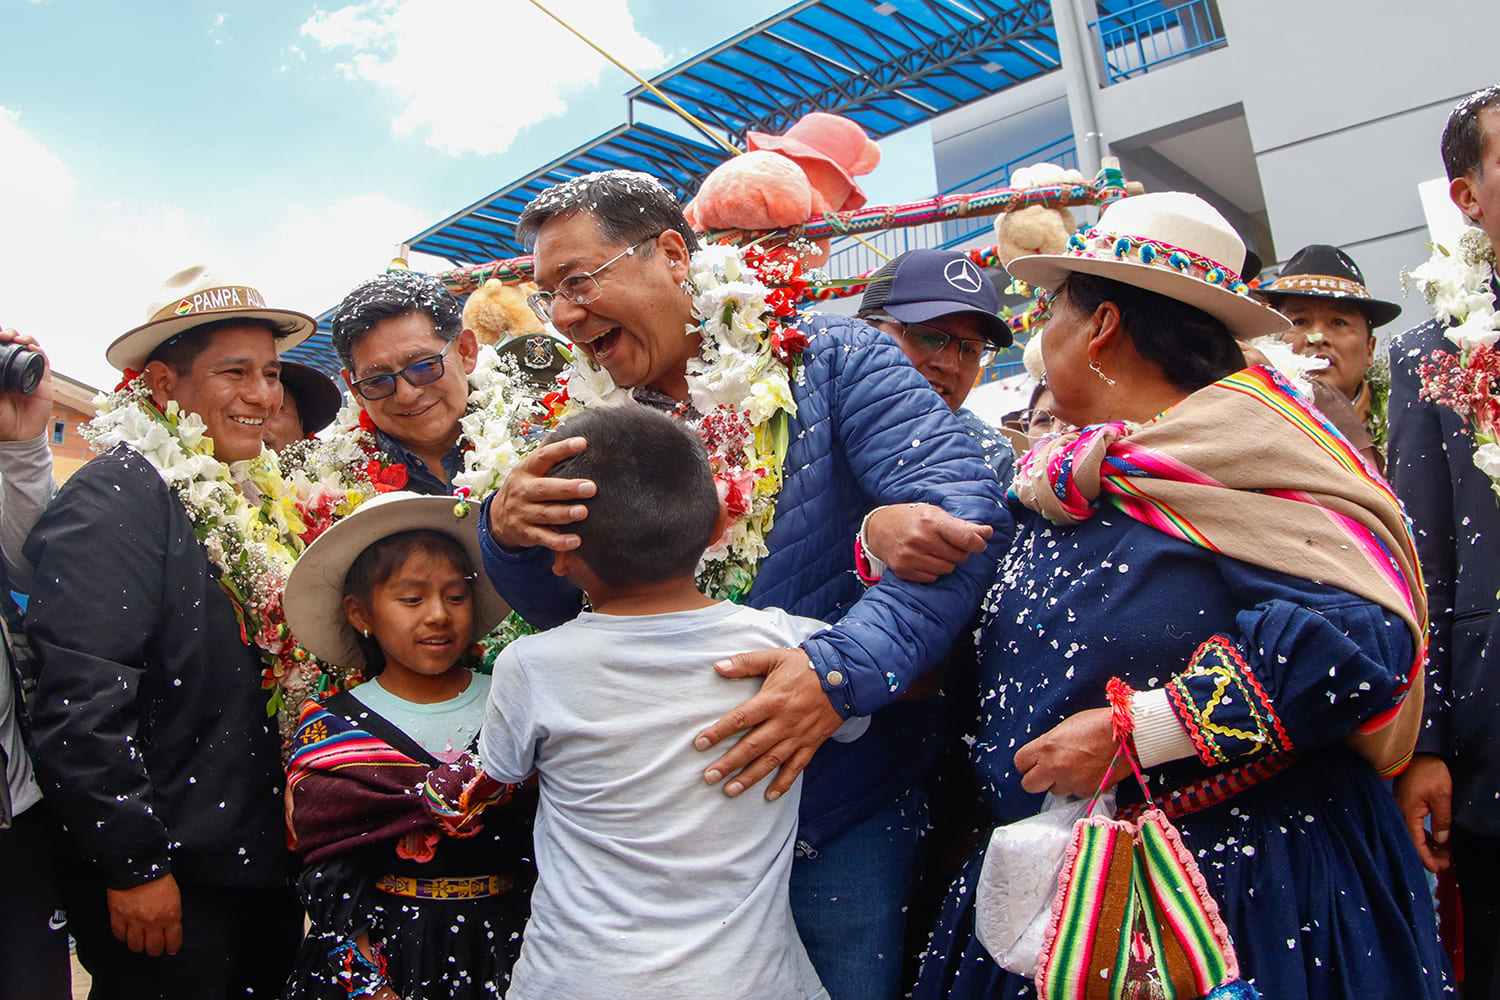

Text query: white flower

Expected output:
[1474,442,1500,480]
[1445,303,1500,351]
[564,360,631,409]
[1244,335,1327,394]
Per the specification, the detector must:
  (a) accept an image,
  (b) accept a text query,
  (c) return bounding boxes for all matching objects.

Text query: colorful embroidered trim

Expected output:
[1166,636,1293,767]
[1119,751,1299,824]
[328,939,388,998]
[373,874,513,900]
[1065,229,1251,295]
[1264,273,1373,298]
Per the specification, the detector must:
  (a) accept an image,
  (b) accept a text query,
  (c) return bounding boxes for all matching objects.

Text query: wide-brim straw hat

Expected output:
[283,492,509,671]
[1007,192,1290,340]
[107,265,316,372]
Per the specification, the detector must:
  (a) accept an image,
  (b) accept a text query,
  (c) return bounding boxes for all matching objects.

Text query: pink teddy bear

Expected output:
[684,112,882,264]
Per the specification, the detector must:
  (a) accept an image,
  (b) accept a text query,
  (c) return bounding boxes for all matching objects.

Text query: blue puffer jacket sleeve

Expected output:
[477,492,583,630]
[748,314,1012,718]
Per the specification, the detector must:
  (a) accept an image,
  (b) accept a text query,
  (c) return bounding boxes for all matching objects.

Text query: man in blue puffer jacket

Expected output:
[480,170,1011,1000]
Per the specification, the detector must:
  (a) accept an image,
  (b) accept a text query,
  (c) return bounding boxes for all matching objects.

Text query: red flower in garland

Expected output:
[770,328,809,364]
[542,385,571,423]
[715,469,756,519]
[366,460,409,493]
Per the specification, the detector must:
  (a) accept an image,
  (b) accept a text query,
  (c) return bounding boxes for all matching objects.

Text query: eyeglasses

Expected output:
[350,339,456,401]
[527,236,659,323]
[1019,407,1057,432]
[892,321,995,366]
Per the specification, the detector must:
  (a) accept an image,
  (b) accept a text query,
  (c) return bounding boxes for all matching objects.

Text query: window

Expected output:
[51,420,65,445]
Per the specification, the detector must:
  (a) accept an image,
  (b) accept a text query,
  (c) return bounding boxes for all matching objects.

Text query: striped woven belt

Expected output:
[373,874,513,900]
[1117,751,1300,823]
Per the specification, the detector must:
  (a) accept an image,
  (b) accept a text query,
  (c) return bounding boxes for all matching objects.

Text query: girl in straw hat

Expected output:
[281,493,534,1000]
[914,193,1448,999]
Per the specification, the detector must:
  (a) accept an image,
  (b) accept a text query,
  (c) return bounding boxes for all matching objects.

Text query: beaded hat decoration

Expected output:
[1007,192,1290,340]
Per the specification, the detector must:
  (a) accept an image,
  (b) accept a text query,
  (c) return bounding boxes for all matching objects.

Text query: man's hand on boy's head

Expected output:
[488,436,596,551]
[695,648,843,801]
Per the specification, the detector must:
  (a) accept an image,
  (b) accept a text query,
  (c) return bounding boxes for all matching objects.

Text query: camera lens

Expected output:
[0,343,44,395]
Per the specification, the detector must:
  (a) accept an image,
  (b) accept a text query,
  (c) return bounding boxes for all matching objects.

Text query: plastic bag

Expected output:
[975,791,1115,977]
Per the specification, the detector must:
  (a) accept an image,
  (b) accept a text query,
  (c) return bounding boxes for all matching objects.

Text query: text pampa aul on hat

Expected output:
[107,265,317,372]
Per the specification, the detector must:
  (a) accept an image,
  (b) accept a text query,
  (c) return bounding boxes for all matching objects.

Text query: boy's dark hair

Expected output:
[1058,272,1243,395]
[516,170,701,255]
[1442,86,1500,181]
[342,529,475,675]
[146,317,295,374]
[546,406,718,589]
[330,271,463,371]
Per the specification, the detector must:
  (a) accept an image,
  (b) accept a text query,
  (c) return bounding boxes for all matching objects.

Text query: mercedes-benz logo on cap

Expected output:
[944,258,983,294]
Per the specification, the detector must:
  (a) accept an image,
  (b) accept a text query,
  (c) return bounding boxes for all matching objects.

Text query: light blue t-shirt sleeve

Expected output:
[480,644,539,783]
[770,609,869,744]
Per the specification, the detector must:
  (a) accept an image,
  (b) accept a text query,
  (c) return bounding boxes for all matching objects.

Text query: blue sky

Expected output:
[0,0,932,391]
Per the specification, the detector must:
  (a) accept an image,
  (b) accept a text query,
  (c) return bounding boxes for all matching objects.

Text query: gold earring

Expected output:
[1090,359,1116,386]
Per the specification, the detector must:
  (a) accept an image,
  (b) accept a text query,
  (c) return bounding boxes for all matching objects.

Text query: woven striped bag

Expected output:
[1034,678,1259,1000]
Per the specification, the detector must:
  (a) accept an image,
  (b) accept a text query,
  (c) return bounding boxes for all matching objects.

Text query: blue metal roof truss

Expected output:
[408,122,726,266]
[627,0,1060,143]
[408,0,1062,270]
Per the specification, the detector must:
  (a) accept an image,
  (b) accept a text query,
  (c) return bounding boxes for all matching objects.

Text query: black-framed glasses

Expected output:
[350,339,456,401]
[893,321,995,366]
[527,236,659,323]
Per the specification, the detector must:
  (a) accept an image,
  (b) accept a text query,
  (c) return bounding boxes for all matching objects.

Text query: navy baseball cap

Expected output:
[858,249,1013,347]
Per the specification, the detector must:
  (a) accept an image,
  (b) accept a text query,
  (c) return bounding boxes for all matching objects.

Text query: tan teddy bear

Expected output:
[993,163,1088,268]
[462,278,545,346]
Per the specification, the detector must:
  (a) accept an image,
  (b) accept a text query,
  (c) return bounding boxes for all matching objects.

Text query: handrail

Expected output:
[1088,0,1226,85]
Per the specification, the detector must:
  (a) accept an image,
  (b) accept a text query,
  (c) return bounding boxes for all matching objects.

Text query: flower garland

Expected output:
[1404,227,1500,494]
[553,242,808,601]
[82,377,373,733]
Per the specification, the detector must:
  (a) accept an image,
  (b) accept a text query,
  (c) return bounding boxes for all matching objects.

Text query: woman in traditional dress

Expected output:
[915,193,1449,1000]
[281,492,535,1000]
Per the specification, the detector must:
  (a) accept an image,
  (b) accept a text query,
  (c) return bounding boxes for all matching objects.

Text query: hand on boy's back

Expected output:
[865,502,993,583]
[488,436,596,551]
[695,648,844,801]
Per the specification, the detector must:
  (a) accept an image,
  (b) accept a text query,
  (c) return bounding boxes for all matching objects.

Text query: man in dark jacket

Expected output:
[479,170,1010,1000]
[24,266,314,999]
[1389,84,1500,999]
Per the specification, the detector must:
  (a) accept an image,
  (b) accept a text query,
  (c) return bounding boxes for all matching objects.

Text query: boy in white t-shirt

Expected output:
[481,405,860,1000]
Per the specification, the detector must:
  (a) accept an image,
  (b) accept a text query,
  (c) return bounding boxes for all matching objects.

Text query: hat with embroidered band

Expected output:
[1006,192,1290,340]
[107,265,316,373]
[283,491,510,672]
[1255,244,1402,328]
[858,249,1014,348]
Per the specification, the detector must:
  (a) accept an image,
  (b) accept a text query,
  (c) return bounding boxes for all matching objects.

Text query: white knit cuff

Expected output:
[1130,688,1197,768]
[858,507,888,581]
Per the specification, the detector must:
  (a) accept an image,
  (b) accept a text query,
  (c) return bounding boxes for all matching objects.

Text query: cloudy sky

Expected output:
[0,0,866,390]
